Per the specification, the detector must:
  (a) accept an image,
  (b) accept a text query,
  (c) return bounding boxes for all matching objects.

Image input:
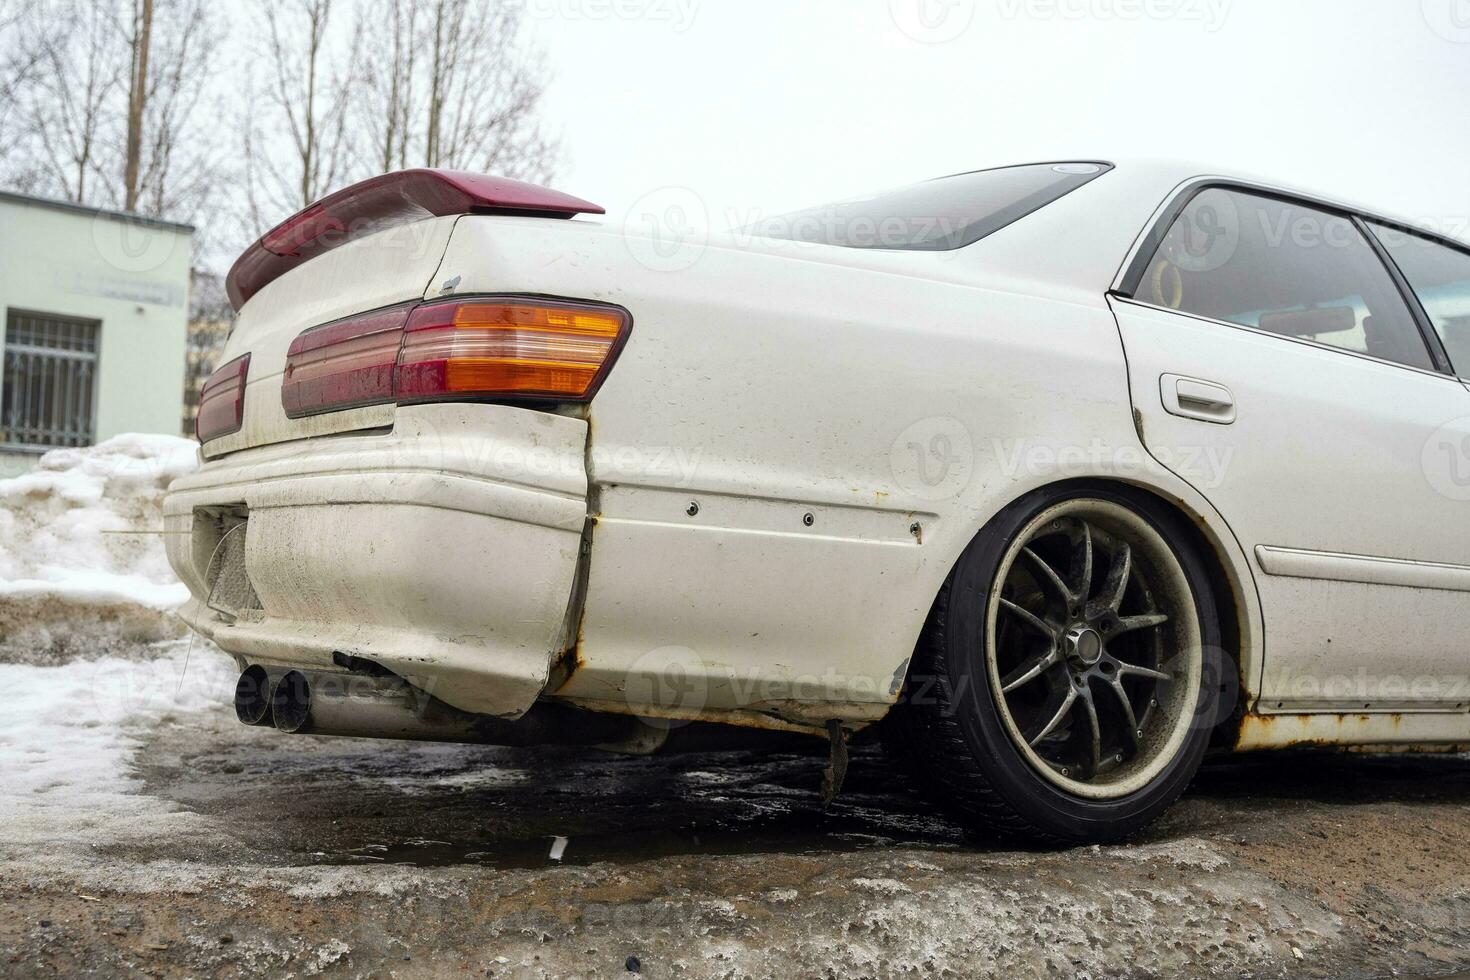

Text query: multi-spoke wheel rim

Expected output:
[985,499,1204,800]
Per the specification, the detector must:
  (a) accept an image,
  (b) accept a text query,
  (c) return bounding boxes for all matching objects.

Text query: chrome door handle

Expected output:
[1160,374,1236,424]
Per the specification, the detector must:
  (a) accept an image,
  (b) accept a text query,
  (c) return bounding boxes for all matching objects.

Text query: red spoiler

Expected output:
[225,170,605,311]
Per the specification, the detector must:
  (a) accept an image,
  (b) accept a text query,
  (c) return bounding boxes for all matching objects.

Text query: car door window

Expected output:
[1367,222,1470,377]
[1136,188,1434,371]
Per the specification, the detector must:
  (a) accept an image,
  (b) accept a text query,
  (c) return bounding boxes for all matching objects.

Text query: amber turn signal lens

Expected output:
[394,299,631,403]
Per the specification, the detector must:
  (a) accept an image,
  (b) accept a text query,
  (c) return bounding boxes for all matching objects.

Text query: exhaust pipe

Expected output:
[266,668,641,747]
[234,664,286,727]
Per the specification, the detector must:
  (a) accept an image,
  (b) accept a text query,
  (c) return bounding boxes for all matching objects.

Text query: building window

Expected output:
[2,309,101,450]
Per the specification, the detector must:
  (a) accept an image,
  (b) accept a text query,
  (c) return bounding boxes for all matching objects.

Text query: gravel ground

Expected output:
[4,639,1470,979]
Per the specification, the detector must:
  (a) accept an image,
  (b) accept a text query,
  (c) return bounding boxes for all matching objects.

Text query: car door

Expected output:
[1109,184,1470,712]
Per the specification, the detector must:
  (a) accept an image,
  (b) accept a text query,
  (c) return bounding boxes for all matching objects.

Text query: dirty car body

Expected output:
[166,162,1470,843]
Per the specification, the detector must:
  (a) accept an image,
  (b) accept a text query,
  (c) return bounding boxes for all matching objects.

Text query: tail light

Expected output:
[396,299,629,403]
[196,353,250,443]
[282,304,414,418]
[281,297,631,419]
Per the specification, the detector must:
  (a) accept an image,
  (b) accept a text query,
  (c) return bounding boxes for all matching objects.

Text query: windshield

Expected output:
[751,161,1112,251]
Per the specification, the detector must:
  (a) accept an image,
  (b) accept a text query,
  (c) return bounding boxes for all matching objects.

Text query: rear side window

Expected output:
[1368,222,1470,377]
[1135,188,1433,371]
[753,162,1111,251]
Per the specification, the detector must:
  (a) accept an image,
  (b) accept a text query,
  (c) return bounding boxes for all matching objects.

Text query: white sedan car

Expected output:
[167,160,1470,843]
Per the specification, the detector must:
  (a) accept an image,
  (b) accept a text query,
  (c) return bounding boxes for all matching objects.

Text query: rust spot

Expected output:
[549,512,596,694]
[548,634,585,693]
[1237,710,1431,752]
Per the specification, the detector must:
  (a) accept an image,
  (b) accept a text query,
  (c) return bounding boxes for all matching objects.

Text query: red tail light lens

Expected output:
[279,297,631,418]
[396,299,631,403]
[196,353,250,443]
[282,304,414,419]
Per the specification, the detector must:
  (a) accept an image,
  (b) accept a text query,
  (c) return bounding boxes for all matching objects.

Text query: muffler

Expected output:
[265,668,641,747]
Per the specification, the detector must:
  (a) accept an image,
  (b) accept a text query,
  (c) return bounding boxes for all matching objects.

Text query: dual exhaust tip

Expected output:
[234,665,311,733]
[233,662,643,747]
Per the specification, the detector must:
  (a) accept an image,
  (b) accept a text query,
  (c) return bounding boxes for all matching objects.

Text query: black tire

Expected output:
[885,481,1224,846]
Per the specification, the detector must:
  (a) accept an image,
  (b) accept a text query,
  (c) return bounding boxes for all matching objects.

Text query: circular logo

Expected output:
[87,659,150,723]
[890,416,974,502]
[1422,0,1470,43]
[1052,163,1103,175]
[1162,187,1240,275]
[1422,415,1470,501]
[622,645,709,728]
[90,212,184,275]
[622,186,709,273]
[888,0,976,43]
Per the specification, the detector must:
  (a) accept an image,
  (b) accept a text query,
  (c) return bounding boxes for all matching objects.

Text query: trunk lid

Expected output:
[202,170,605,457]
[204,215,458,456]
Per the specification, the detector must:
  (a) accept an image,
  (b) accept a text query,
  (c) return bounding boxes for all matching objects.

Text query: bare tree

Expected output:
[11,0,124,203]
[0,0,46,169]
[418,0,559,182]
[357,0,420,173]
[350,0,560,188]
[2,0,222,220]
[242,0,559,238]
[128,0,224,219]
[243,0,362,226]
[122,0,152,211]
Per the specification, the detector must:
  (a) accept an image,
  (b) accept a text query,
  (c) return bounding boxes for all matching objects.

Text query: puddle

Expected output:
[138,734,972,871]
[311,797,967,871]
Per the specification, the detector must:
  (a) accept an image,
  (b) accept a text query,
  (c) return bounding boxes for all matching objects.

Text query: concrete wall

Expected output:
[0,193,192,475]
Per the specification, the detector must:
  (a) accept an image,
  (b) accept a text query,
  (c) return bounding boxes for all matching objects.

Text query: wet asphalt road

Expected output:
[5,645,1470,978]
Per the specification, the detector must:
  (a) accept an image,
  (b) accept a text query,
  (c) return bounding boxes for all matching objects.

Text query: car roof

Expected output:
[1097,156,1460,238]
[685,158,1466,307]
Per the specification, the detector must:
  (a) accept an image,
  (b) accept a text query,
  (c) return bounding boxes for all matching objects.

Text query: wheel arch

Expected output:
[895,475,1258,744]
[1113,478,1251,745]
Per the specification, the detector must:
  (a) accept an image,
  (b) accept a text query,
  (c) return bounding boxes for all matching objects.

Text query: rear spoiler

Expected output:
[225,169,605,311]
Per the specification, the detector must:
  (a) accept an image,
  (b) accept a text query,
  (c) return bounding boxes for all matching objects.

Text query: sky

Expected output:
[520,0,1470,241]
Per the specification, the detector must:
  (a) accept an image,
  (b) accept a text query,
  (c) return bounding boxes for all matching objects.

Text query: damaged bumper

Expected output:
[163,403,589,718]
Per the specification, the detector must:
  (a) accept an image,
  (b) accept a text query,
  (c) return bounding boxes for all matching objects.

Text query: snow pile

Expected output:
[0,433,198,607]
[0,434,198,659]
[0,639,236,881]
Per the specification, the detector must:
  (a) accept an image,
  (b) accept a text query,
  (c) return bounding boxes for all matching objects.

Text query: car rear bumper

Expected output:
[163,403,589,717]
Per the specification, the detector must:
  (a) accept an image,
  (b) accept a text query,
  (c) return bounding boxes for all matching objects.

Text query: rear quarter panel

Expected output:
[435,215,1260,727]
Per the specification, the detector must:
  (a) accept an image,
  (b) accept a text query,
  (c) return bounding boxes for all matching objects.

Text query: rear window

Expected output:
[752,162,1111,251]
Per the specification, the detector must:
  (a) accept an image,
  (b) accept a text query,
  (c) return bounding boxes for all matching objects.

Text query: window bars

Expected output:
[2,309,100,450]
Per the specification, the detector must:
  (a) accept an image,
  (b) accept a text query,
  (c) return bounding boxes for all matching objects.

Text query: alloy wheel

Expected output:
[984,498,1205,800]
